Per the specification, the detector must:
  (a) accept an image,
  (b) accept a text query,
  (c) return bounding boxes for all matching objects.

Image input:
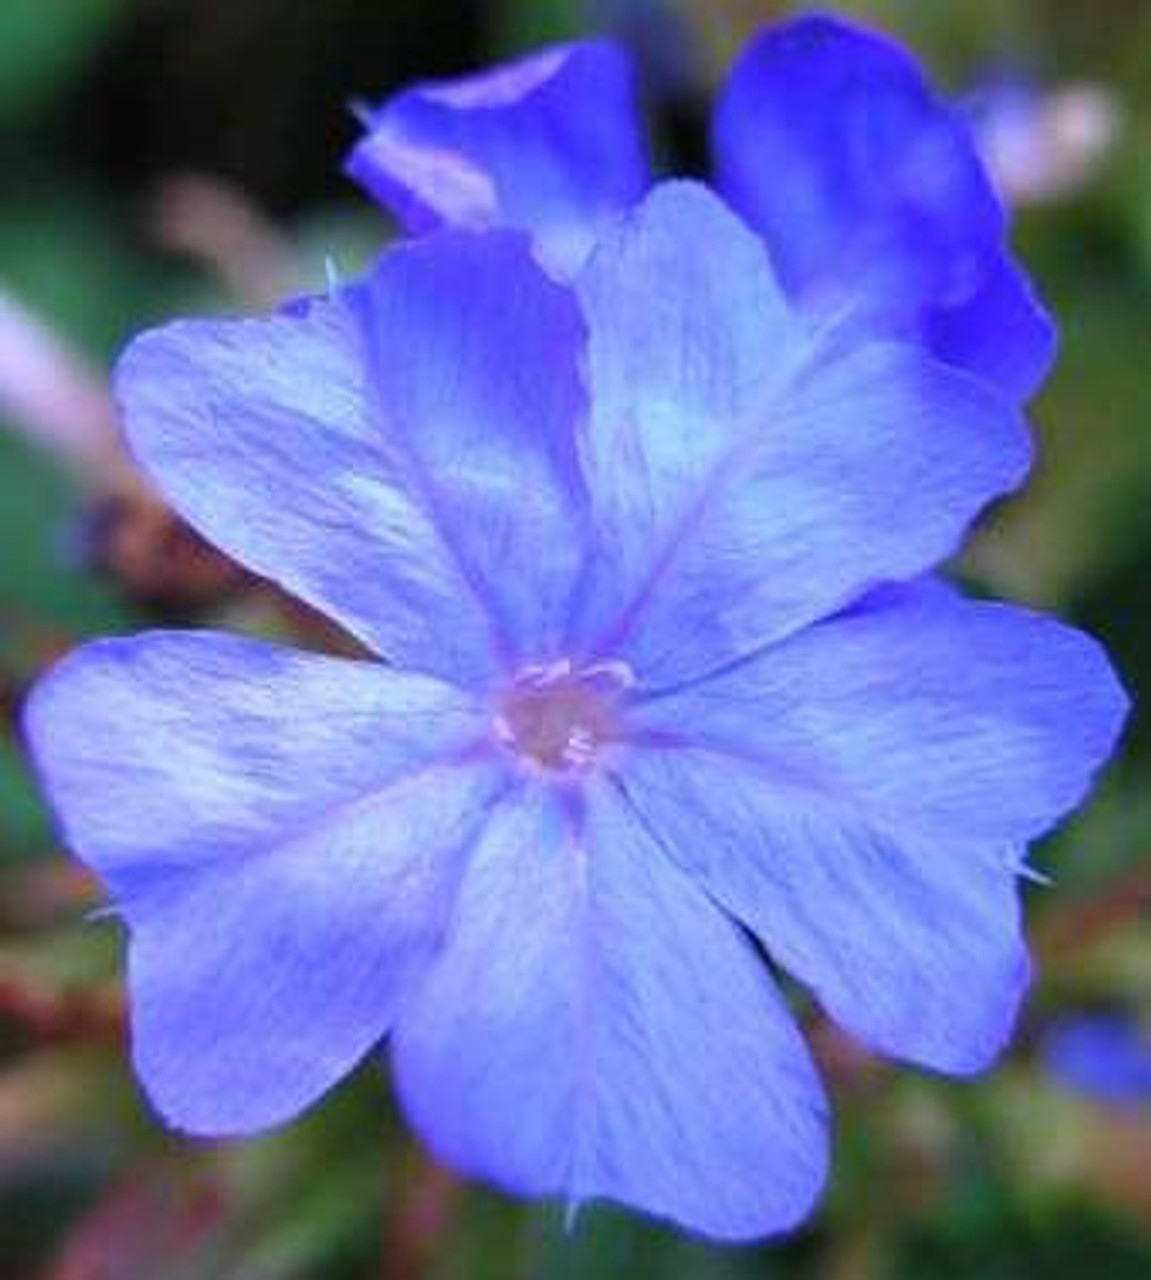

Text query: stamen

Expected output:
[493,659,633,773]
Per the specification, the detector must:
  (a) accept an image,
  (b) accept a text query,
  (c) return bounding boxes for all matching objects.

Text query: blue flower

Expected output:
[347,14,1055,403]
[1043,1014,1151,1106]
[24,17,1127,1242]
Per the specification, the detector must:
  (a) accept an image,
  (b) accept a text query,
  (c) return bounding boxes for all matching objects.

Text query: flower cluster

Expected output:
[25,15,1127,1241]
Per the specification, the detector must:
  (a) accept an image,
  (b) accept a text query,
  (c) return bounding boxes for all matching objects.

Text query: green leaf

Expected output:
[0,0,127,125]
[0,735,51,860]
[0,424,135,635]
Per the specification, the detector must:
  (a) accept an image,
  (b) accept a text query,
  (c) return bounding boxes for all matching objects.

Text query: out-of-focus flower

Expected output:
[1044,1014,1151,1106]
[25,16,1128,1242]
[966,80,1122,207]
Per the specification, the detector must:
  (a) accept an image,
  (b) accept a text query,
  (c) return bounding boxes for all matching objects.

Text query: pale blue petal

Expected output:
[392,782,828,1241]
[24,631,504,1131]
[572,181,1030,687]
[634,579,1129,845]
[115,238,587,688]
[621,580,1126,1070]
[617,747,1031,1074]
[347,40,650,276]
[346,230,590,670]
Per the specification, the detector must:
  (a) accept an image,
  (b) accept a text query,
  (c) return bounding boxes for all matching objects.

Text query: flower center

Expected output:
[493,659,634,773]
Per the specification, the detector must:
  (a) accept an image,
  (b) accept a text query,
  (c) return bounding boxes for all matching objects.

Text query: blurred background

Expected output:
[0,1,1148,1276]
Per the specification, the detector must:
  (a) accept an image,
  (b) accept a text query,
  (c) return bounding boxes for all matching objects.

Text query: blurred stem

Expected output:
[0,863,101,930]
[44,1159,228,1280]
[0,970,123,1044]
[151,173,303,311]
[383,1143,461,1280]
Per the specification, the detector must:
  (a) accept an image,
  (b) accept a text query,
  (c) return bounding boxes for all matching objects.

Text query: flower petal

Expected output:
[347,40,651,277]
[115,233,588,686]
[634,579,1129,846]
[617,747,1031,1075]
[24,630,489,889]
[24,631,504,1132]
[572,181,1029,688]
[346,230,590,671]
[392,782,828,1241]
[927,249,1056,405]
[712,15,1054,400]
[622,581,1126,1072]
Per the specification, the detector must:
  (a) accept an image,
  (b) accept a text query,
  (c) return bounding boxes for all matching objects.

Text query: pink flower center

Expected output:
[493,659,634,773]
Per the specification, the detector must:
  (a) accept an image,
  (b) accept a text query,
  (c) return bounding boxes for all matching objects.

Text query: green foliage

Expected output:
[0,426,132,634]
[0,736,51,862]
[0,0,126,125]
